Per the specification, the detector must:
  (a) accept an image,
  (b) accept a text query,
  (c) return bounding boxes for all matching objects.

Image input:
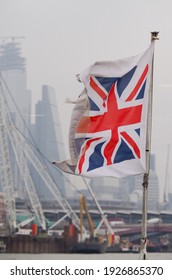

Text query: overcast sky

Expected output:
[1,0,172,201]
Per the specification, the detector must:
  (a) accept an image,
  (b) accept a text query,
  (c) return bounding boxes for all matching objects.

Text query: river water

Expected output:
[0,253,171,260]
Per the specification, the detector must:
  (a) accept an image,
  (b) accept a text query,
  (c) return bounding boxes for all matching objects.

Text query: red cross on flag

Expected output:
[53,42,154,178]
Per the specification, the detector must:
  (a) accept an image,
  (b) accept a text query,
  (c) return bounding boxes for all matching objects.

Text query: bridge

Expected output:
[107,223,172,240]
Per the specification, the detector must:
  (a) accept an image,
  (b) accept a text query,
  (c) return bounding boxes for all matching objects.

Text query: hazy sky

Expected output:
[1,0,172,201]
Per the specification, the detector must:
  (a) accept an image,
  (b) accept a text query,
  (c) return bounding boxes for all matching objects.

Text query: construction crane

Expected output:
[71,195,108,254]
[79,195,94,240]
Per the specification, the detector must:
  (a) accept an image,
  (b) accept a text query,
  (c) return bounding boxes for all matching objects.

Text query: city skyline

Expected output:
[0,40,163,210]
[1,0,172,203]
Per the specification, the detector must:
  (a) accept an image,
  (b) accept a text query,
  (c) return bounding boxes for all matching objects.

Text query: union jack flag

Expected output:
[74,44,154,178]
[53,43,154,178]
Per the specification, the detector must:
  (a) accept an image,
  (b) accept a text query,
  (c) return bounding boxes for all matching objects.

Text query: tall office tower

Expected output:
[0,40,31,135]
[0,40,31,195]
[34,85,67,199]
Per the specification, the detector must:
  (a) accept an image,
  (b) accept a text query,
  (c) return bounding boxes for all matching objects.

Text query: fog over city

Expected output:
[1,0,172,202]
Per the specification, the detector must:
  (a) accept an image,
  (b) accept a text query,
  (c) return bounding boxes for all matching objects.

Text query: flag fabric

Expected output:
[53,42,154,178]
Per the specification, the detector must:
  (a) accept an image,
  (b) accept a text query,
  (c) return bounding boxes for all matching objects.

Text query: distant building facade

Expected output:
[130,172,159,210]
[0,41,31,135]
[0,41,31,195]
[0,41,69,202]
[90,154,160,211]
[129,154,159,210]
[34,85,67,198]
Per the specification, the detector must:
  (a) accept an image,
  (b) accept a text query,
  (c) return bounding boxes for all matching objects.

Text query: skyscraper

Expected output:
[0,40,31,195]
[0,40,31,135]
[34,85,67,198]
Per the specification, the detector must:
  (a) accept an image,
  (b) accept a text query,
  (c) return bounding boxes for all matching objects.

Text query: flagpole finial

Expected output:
[151,31,159,41]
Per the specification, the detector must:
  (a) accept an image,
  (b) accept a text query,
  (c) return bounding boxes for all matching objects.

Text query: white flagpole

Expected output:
[140,31,159,260]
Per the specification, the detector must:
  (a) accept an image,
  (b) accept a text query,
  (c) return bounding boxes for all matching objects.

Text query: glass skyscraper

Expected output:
[34,85,67,198]
[0,40,31,135]
[0,40,31,195]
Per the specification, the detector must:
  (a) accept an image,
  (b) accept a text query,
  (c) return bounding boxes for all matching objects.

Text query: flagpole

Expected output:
[140,31,159,260]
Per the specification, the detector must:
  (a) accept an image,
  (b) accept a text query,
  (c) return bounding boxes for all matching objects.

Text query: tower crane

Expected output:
[79,195,95,240]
